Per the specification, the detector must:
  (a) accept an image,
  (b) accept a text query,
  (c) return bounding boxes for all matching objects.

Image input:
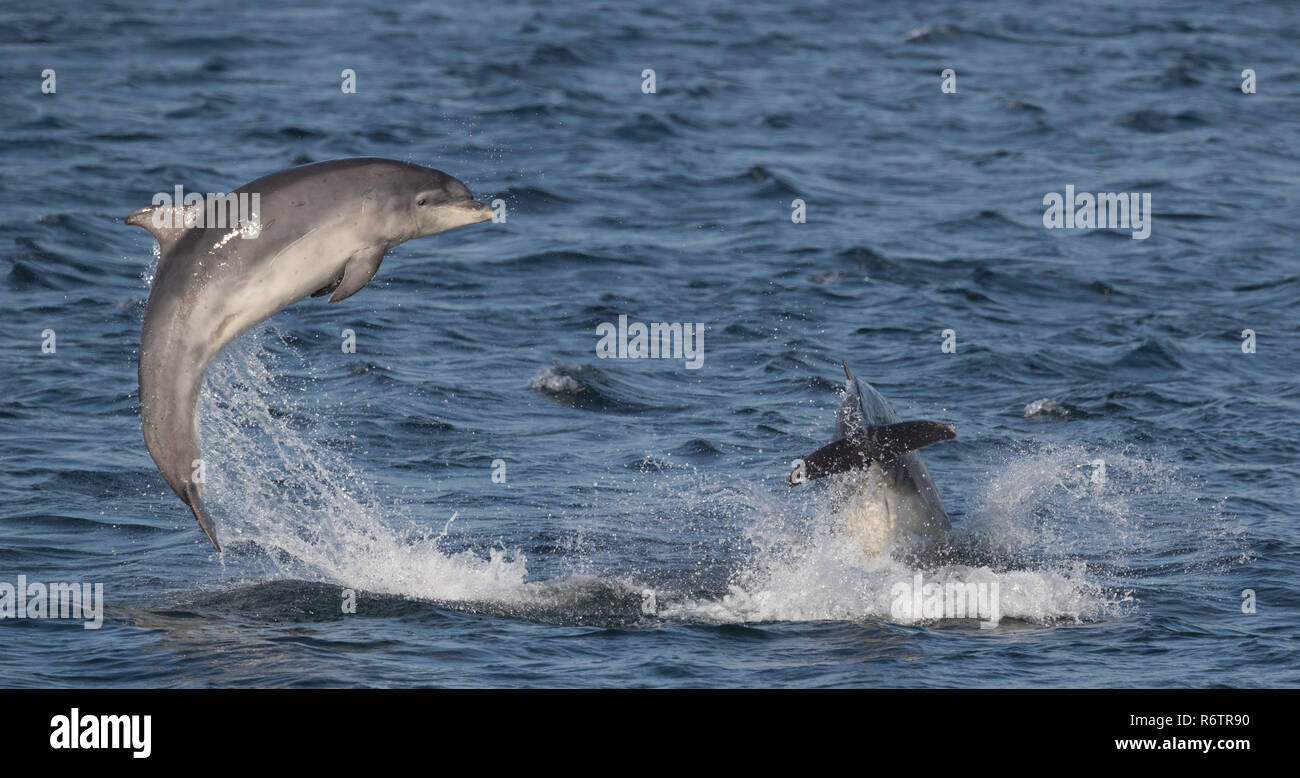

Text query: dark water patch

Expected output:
[740,165,800,197]
[760,113,797,130]
[673,438,723,458]
[490,185,574,212]
[1232,275,1297,293]
[505,250,645,267]
[163,95,237,120]
[528,44,589,66]
[346,361,393,377]
[614,113,679,142]
[1113,338,1183,371]
[1157,212,1215,222]
[1004,101,1045,113]
[7,260,58,290]
[722,323,767,339]
[167,581,444,624]
[833,246,922,284]
[279,126,324,140]
[481,102,558,119]
[87,131,163,143]
[940,286,999,304]
[1159,62,1202,87]
[1114,110,1209,133]
[805,374,842,393]
[397,415,456,434]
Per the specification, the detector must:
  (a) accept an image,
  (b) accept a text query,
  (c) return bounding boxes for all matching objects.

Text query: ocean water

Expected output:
[1,0,1297,688]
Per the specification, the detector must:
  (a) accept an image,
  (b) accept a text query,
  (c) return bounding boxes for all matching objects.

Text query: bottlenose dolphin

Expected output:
[788,362,955,554]
[126,158,493,550]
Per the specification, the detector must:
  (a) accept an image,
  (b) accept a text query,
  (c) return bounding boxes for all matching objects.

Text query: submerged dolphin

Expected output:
[787,362,955,554]
[126,158,493,550]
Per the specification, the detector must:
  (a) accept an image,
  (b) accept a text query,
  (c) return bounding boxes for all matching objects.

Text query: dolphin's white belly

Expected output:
[202,224,359,351]
[838,462,946,556]
[245,223,356,304]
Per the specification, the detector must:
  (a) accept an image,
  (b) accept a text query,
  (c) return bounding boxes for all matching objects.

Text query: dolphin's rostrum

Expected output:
[127,158,493,551]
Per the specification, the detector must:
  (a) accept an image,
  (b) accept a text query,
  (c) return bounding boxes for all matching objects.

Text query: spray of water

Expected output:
[198,326,529,603]
[190,324,1240,627]
[666,441,1241,625]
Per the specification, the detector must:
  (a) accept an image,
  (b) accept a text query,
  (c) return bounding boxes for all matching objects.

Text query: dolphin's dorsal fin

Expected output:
[125,205,194,255]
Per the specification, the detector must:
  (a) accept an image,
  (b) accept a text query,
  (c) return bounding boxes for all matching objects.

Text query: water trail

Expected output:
[197,325,530,603]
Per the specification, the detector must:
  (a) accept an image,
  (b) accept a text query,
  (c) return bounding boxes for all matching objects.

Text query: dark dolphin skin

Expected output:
[126,158,493,550]
[788,362,954,535]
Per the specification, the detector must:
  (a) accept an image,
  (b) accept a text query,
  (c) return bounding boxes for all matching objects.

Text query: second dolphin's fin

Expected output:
[787,421,956,487]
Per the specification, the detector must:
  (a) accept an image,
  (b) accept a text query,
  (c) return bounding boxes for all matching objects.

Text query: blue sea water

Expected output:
[1,0,1297,687]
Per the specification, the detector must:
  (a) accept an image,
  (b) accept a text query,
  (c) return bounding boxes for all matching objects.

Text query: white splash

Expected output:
[197,326,530,604]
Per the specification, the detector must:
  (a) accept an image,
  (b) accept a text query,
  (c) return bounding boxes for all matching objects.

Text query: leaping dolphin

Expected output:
[787,361,956,554]
[126,158,494,551]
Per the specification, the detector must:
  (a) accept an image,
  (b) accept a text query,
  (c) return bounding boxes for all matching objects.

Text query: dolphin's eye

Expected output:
[417,197,428,207]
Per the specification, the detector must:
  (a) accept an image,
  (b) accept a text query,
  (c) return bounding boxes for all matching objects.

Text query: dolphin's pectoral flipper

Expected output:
[788,421,956,486]
[859,420,956,461]
[184,482,222,552]
[311,275,343,298]
[789,436,863,486]
[327,246,386,303]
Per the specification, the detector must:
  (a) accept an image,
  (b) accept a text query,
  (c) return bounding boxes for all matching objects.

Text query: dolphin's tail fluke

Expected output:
[141,389,222,551]
[139,314,222,551]
[186,484,221,552]
[141,389,223,551]
[787,421,956,487]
